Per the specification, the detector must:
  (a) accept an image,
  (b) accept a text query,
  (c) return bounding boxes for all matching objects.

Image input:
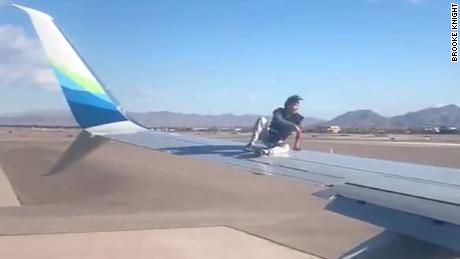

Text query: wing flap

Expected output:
[321,183,460,226]
[323,185,460,252]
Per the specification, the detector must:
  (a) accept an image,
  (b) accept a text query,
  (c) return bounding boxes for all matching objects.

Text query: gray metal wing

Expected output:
[107,130,460,252]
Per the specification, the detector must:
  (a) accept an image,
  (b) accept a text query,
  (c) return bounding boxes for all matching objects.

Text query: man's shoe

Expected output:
[261,148,272,156]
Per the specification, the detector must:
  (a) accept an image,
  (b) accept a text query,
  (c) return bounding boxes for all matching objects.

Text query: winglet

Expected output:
[12,4,54,21]
[14,4,146,135]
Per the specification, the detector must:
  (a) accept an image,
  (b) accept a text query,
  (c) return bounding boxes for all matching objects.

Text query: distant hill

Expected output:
[319,110,391,128]
[391,105,460,128]
[319,104,460,128]
[128,111,324,128]
[128,111,260,128]
[0,110,324,128]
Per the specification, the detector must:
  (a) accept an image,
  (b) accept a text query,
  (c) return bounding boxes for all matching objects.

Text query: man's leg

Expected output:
[246,116,269,148]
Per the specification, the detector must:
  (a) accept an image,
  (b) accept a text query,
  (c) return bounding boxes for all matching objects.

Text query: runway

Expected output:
[0,128,459,258]
[0,164,19,207]
[0,227,316,259]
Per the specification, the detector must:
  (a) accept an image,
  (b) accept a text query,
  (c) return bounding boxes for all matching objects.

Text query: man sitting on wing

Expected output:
[245,95,304,155]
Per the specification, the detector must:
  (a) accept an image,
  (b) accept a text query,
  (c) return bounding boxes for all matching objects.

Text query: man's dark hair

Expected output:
[284,95,303,108]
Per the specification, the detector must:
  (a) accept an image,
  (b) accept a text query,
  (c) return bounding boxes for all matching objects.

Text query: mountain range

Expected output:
[320,104,460,128]
[1,104,460,129]
[0,110,323,128]
[128,111,324,128]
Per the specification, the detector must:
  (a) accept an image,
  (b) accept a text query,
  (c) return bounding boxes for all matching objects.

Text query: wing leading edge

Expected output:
[15,4,460,252]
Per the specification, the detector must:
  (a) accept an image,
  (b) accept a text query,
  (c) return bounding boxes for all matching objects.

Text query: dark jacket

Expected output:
[268,107,304,144]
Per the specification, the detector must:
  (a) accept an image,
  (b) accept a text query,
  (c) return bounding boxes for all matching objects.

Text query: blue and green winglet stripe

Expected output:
[51,63,127,128]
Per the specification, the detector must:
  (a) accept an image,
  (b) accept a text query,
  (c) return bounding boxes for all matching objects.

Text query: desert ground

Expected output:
[0,127,459,258]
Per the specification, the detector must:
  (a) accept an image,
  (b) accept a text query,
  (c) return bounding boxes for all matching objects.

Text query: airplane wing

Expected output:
[14,4,460,252]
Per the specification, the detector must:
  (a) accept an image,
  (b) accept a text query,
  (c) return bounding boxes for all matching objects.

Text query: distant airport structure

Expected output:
[327,126,341,134]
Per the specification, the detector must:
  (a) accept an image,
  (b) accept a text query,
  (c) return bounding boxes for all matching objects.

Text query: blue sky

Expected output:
[0,0,457,119]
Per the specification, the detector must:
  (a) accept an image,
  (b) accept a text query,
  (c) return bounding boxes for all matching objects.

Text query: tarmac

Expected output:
[0,227,317,259]
[0,164,19,207]
[1,128,459,258]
